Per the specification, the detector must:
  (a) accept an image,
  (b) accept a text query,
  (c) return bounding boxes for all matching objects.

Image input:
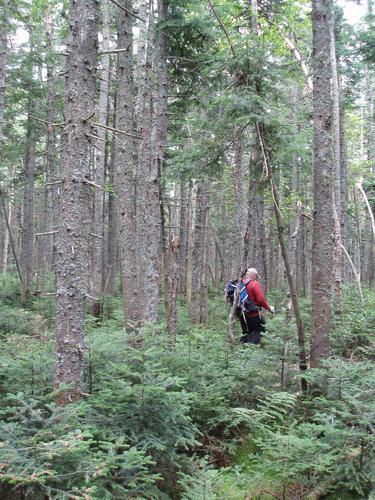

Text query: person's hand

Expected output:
[269,305,275,314]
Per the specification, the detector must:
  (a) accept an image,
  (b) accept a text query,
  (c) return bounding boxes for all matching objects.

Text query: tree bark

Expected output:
[53,0,99,404]
[115,0,141,331]
[91,0,111,317]
[199,184,210,324]
[257,124,308,391]
[231,137,246,278]
[179,181,188,294]
[311,0,334,368]
[330,15,342,306]
[0,0,9,148]
[20,97,39,305]
[43,1,59,278]
[191,179,210,323]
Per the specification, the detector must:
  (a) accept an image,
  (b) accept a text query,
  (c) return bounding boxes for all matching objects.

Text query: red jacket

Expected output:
[245,279,270,317]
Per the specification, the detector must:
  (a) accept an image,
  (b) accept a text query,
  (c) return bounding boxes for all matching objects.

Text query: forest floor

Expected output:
[0,274,374,499]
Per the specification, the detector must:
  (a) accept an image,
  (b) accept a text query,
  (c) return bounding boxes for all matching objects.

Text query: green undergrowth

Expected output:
[0,281,374,498]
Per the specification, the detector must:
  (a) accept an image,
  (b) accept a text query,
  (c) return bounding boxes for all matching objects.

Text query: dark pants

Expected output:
[238,311,266,345]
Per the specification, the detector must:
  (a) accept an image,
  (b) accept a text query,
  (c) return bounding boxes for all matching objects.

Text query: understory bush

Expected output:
[0,287,374,498]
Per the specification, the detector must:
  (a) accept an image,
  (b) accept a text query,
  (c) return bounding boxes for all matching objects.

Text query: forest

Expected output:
[0,0,374,498]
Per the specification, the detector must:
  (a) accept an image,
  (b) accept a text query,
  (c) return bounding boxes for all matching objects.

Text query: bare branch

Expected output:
[207,0,236,58]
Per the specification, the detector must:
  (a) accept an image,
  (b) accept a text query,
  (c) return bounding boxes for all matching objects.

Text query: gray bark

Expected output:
[0,0,9,147]
[231,137,245,278]
[179,181,188,294]
[53,0,99,404]
[20,97,39,304]
[330,16,342,305]
[115,0,140,331]
[191,179,210,323]
[199,184,211,324]
[91,0,111,317]
[311,0,334,368]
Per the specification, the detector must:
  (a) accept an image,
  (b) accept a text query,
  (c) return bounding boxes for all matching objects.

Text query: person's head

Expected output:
[244,267,260,281]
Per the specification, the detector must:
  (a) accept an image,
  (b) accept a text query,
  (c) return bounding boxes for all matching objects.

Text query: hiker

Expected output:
[238,268,274,345]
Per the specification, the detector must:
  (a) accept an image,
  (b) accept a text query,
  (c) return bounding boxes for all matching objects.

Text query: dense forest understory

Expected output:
[0,0,375,498]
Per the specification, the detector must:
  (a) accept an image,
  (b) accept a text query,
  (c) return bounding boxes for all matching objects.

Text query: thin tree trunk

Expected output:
[257,124,308,390]
[91,0,111,317]
[231,137,245,277]
[105,98,118,298]
[152,0,169,324]
[199,185,210,324]
[179,181,188,294]
[186,181,194,307]
[330,15,343,306]
[191,180,208,323]
[311,0,334,368]
[0,0,9,149]
[53,0,99,405]
[0,189,22,282]
[168,235,180,343]
[45,1,59,273]
[20,97,39,304]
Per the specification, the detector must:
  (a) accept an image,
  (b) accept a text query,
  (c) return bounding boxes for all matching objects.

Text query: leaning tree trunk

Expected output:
[53,0,99,405]
[257,124,308,391]
[311,0,334,368]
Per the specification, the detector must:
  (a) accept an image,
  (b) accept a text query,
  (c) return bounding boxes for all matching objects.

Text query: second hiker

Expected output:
[238,267,274,344]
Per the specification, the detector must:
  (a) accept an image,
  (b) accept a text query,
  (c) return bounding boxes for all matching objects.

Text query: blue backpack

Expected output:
[225,279,238,305]
[238,280,260,313]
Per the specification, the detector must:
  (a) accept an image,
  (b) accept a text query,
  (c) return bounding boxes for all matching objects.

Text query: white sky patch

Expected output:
[337,0,367,24]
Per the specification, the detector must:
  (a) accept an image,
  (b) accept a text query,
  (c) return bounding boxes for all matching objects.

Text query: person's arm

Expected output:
[252,281,271,311]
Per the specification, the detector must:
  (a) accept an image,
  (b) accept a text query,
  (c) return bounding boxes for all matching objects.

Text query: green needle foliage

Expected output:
[0,284,374,498]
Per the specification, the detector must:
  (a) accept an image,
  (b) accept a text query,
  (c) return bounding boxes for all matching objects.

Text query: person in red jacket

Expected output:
[239,267,274,344]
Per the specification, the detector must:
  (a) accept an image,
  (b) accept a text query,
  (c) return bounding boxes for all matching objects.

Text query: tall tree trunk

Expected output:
[20,97,39,304]
[104,96,118,298]
[231,137,245,277]
[311,0,334,368]
[339,95,349,280]
[147,0,168,324]
[91,0,111,317]
[257,124,308,391]
[45,0,59,273]
[330,15,343,306]
[199,184,211,324]
[0,0,9,274]
[179,181,188,293]
[186,181,194,305]
[115,0,140,331]
[53,0,99,404]
[191,179,210,323]
[0,0,9,148]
